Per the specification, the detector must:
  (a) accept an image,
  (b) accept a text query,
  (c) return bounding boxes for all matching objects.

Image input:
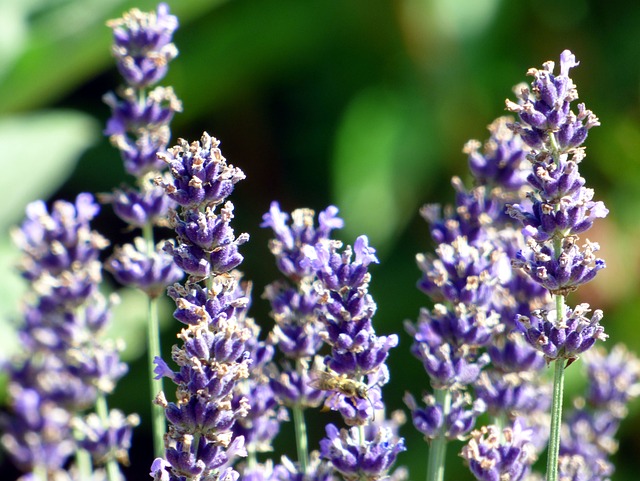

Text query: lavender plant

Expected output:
[1,194,137,481]
[101,3,183,459]
[261,203,342,472]
[261,204,406,481]
[505,50,608,481]
[2,4,640,481]
[150,133,250,481]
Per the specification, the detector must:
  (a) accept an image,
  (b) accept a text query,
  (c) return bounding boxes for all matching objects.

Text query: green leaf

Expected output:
[0,110,99,229]
[0,0,228,113]
[331,86,439,254]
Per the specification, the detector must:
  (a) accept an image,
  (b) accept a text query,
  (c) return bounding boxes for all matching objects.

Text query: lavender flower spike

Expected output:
[107,3,178,88]
[461,418,537,481]
[2,194,134,479]
[152,134,251,481]
[320,423,406,481]
[303,235,398,425]
[516,303,607,365]
[157,133,246,209]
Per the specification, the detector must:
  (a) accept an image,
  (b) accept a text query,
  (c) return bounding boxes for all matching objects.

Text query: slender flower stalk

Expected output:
[425,389,449,481]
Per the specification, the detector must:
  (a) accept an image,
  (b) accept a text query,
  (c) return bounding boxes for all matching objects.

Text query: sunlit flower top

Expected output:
[107,2,178,88]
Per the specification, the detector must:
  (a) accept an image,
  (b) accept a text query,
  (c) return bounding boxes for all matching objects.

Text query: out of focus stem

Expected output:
[426,388,451,481]
[545,293,566,481]
[96,393,121,481]
[292,404,309,473]
[143,222,166,459]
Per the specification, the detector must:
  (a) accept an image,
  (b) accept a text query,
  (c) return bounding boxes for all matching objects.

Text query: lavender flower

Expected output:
[461,418,537,481]
[107,3,178,90]
[404,391,486,441]
[319,423,405,481]
[262,202,344,281]
[106,237,183,298]
[262,203,343,415]
[583,344,640,417]
[556,454,612,481]
[2,194,133,479]
[303,236,398,425]
[102,3,183,314]
[464,116,529,192]
[73,410,140,467]
[560,408,618,463]
[151,134,251,481]
[505,50,600,151]
[555,345,640,481]
[101,182,173,228]
[105,5,180,178]
[516,303,607,364]
[157,134,246,209]
[506,50,607,298]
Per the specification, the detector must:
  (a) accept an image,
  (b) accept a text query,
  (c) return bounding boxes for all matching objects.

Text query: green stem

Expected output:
[292,404,309,473]
[546,294,566,481]
[96,394,121,481]
[148,295,166,459]
[142,221,166,459]
[426,388,451,481]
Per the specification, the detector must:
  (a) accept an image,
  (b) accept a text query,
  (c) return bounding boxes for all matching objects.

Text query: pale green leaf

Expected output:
[0,110,99,229]
[332,87,439,254]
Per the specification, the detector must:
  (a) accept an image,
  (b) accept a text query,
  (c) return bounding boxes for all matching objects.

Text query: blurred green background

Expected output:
[1,0,640,479]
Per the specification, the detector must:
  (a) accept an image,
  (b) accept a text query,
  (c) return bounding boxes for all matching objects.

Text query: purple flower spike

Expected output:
[582,344,640,417]
[3,194,135,478]
[158,133,246,208]
[106,237,183,298]
[102,183,174,228]
[506,50,599,152]
[405,391,485,441]
[152,130,251,480]
[319,423,406,481]
[107,3,178,88]
[461,418,537,481]
[516,303,608,364]
[261,202,344,280]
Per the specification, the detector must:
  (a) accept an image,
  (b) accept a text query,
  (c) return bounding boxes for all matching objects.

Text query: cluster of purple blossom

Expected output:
[1,4,639,481]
